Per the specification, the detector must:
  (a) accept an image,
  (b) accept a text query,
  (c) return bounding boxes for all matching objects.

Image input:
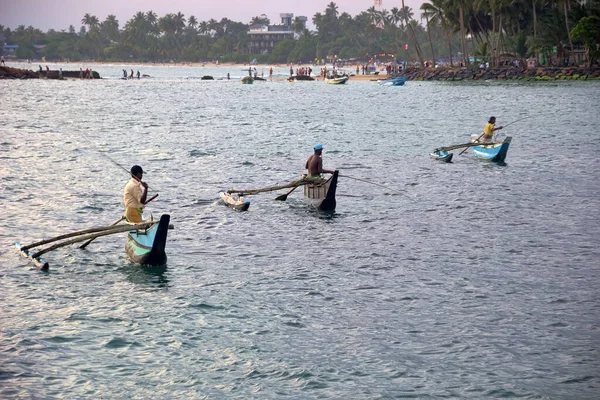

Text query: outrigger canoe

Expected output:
[379,76,407,86]
[219,191,250,211]
[125,214,170,265]
[304,170,339,212]
[470,135,512,163]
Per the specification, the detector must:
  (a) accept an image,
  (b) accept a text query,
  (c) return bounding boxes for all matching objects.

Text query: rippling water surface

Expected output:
[1,63,599,399]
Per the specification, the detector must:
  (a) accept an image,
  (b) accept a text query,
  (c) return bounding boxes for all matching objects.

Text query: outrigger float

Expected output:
[15,216,173,271]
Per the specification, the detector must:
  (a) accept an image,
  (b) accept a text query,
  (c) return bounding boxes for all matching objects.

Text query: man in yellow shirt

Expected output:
[123,165,148,223]
[481,116,503,142]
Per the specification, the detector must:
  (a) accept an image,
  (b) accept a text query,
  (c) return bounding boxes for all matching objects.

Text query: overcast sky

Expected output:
[1,0,425,32]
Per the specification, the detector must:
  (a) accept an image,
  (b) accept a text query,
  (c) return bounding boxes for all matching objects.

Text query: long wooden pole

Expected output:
[433,141,491,153]
[21,220,130,251]
[79,216,125,249]
[31,221,159,259]
[459,133,486,155]
[227,178,315,195]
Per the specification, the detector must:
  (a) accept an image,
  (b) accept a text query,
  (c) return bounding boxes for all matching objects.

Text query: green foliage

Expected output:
[570,15,600,67]
[16,45,36,59]
[269,39,297,63]
[2,2,598,67]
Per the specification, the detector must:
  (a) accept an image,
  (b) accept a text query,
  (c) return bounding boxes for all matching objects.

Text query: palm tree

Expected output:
[325,2,339,18]
[145,11,159,37]
[198,21,209,36]
[81,13,99,30]
[101,15,120,43]
[174,12,186,36]
[420,3,437,65]
[390,7,402,27]
[449,0,470,66]
[560,0,575,64]
[421,0,454,65]
[188,15,198,30]
[401,1,425,66]
[400,6,414,29]
[292,16,306,34]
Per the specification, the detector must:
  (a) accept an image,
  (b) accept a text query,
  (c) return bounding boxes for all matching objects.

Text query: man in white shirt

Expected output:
[123,165,148,223]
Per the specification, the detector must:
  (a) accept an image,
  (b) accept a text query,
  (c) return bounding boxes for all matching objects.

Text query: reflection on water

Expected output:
[1,67,599,399]
[119,264,170,287]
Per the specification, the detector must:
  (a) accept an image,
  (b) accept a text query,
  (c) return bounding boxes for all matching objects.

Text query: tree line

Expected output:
[1,1,599,67]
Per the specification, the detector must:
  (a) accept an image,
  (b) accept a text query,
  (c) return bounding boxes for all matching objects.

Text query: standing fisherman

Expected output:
[123,165,149,223]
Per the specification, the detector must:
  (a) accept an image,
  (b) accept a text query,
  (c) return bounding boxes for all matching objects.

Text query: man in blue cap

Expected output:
[305,144,335,178]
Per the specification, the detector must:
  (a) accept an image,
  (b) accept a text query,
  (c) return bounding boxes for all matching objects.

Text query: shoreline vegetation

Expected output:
[2,64,599,81]
[1,2,599,73]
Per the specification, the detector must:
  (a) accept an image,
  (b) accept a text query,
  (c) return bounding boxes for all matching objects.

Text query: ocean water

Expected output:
[1,63,599,399]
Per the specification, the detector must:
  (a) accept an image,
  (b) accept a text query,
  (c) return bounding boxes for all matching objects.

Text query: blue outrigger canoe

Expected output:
[379,76,407,86]
[125,214,170,265]
[471,136,512,163]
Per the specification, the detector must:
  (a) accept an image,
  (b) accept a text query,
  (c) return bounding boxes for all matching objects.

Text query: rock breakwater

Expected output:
[396,66,600,81]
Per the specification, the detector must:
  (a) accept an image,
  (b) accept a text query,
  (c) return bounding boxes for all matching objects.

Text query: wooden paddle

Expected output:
[275,186,298,201]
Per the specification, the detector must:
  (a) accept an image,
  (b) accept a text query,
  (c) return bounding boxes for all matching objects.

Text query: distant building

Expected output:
[247,13,307,55]
[3,44,18,57]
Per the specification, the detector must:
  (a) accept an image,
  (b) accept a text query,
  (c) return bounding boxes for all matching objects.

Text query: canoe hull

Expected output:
[219,192,250,211]
[472,136,512,162]
[125,214,170,265]
[380,77,406,86]
[303,170,338,212]
[324,76,348,85]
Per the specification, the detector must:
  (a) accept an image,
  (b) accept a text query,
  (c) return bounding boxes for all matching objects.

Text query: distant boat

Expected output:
[289,75,315,82]
[324,76,349,85]
[378,76,407,86]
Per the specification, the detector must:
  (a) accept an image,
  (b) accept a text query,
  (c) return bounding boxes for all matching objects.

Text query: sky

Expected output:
[0,0,425,32]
